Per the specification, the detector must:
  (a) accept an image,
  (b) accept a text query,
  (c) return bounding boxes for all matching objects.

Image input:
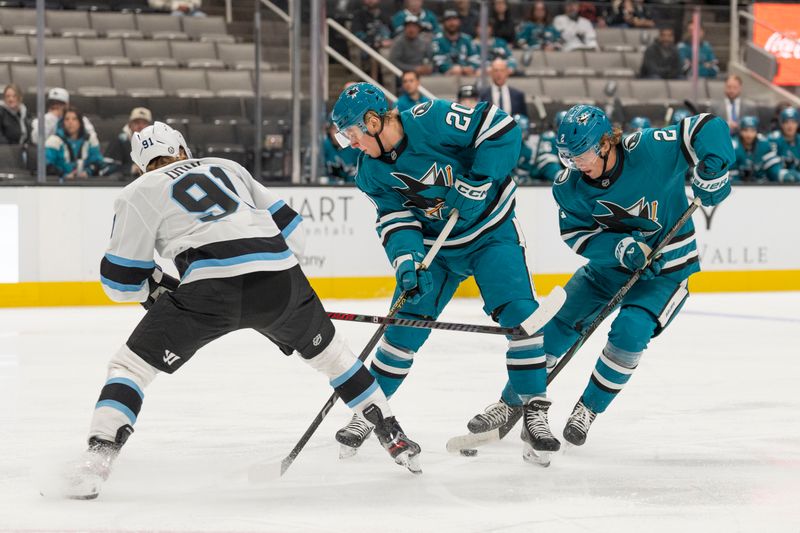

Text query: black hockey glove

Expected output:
[141,266,180,311]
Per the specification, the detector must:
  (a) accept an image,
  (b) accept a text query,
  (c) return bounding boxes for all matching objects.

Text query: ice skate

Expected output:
[362,404,422,474]
[467,399,523,438]
[63,437,122,500]
[520,397,560,467]
[335,413,373,459]
[563,399,597,446]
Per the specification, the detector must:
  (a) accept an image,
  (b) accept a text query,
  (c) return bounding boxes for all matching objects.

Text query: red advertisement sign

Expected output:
[753,3,800,85]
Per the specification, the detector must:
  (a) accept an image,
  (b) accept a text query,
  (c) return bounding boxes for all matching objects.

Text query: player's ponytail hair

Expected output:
[601,126,623,148]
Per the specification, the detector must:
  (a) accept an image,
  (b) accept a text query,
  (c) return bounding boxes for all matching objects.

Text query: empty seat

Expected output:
[2,8,38,35]
[541,78,590,105]
[170,41,223,69]
[587,78,635,105]
[94,95,140,118]
[630,79,671,104]
[46,11,97,38]
[545,51,593,77]
[418,75,459,99]
[623,28,657,50]
[585,51,634,77]
[159,68,212,98]
[623,51,644,72]
[706,79,725,101]
[195,97,244,122]
[181,16,231,42]
[136,13,187,40]
[0,35,33,63]
[596,27,632,52]
[216,43,268,70]
[524,50,558,77]
[146,96,195,119]
[10,64,64,93]
[89,12,143,38]
[667,79,707,102]
[124,40,176,67]
[76,38,130,67]
[207,70,253,97]
[27,36,82,66]
[111,66,166,97]
[0,64,10,86]
[63,65,117,96]
[515,77,543,98]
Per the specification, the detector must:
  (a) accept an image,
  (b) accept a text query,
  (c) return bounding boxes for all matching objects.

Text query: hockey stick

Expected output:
[446,197,702,453]
[249,209,460,482]
[328,312,522,336]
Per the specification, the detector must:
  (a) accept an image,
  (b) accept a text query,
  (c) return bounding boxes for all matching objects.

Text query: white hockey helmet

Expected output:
[130,121,192,172]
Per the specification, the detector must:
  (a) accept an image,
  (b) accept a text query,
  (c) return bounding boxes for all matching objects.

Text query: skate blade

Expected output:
[338,444,359,460]
[395,452,422,475]
[522,444,553,468]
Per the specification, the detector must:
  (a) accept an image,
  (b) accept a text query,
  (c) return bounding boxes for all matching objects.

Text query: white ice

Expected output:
[1,292,799,532]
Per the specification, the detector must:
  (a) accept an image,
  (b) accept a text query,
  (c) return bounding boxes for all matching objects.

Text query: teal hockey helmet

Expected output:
[331,82,389,147]
[780,106,799,124]
[740,115,759,130]
[629,116,651,131]
[512,113,530,137]
[556,104,612,170]
[671,108,691,125]
[554,110,568,130]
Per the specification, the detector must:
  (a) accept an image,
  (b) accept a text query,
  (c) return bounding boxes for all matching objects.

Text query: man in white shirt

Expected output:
[553,0,598,52]
[478,58,527,117]
[711,74,755,134]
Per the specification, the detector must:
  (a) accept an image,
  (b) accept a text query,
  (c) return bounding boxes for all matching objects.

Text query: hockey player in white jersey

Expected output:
[65,122,420,499]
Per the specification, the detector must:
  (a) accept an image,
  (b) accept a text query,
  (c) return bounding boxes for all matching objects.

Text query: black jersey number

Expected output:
[171,167,240,222]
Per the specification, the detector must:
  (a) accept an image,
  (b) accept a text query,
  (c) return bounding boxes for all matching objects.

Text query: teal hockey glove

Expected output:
[393,253,433,305]
[445,175,491,220]
[691,161,731,207]
[615,231,665,281]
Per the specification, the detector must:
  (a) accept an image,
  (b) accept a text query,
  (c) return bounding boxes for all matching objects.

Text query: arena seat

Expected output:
[181,16,232,43]
[89,12,143,39]
[541,77,591,105]
[630,79,672,106]
[77,38,131,67]
[46,10,97,38]
[124,39,176,67]
[596,27,632,52]
[0,35,33,64]
[170,41,224,69]
[10,63,63,93]
[135,13,186,40]
[159,68,213,98]
[207,70,254,98]
[110,66,165,97]
[64,65,118,97]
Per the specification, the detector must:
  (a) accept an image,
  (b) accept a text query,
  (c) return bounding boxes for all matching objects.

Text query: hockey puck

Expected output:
[460,449,478,457]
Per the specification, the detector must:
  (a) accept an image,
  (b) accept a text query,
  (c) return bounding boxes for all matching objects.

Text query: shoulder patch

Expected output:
[622,131,642,152]
[554,168,571,185]
[411,100,433,118]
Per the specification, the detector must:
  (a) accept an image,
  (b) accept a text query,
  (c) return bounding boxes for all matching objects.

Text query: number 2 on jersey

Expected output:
[445,102,474,132]
[171,166,240,222]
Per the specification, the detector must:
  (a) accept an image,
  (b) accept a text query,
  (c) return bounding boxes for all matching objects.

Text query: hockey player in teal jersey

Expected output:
[514,112,563,183]
[323,121,359,182]
[769,107,800,172]
[627,116,651,133]
[465,104,734,449]
[330,82,561,464]
[732,116,799,183]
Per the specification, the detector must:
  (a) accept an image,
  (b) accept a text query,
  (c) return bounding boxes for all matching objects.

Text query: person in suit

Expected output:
[711,74,755,135]
[479,58,527,117]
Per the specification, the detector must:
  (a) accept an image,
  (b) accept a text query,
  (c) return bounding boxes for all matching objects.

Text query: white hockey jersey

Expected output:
[100,157,304,302]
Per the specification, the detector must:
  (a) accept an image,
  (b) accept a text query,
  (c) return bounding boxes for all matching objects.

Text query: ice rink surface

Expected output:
[1,292,799,533]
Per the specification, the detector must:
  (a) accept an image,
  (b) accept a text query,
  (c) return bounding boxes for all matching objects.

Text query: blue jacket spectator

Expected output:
[432,10,479,75]
[45,107,104,179]
[396,71,431,113]
[391,0,439,36]
[517,2,560,50]
[677,22,719,79]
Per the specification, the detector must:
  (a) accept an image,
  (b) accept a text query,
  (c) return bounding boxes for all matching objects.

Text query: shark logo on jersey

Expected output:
[391,162,454,219]
[593,197,662,235]
[411,100,433,117]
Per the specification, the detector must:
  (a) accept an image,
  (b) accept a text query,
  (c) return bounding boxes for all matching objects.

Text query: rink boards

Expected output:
[0,185,798,306]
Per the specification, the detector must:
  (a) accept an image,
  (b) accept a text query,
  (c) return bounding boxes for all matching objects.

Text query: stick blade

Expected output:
[446,429,501,454]
[520,285,567,336]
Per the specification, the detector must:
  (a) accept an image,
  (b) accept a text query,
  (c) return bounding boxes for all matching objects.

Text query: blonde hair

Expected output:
[601,126,624,148]
[146,147,188,172]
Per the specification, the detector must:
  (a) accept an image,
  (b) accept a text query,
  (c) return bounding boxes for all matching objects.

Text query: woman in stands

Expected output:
[45,107,105,179]
[0,84,30,145]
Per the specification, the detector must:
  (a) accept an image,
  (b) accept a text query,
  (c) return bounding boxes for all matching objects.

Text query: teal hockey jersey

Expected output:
[432,32,480,73]
[768,131,800,172]
[356,99,521,264]
[553,113,734,282]
[515,131,561,182]
[731,134,795,183]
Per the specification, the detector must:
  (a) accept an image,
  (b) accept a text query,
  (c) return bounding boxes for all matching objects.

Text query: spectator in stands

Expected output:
[454,0,479,38]
[768,107,800,173]
[457,84,479,107]
[605,0,655,29]
[517,2,560,51]
[148,0,205,16]
[677,21,719,79]
[711,74,755,134]
[389,16,433,76]
[323,121,359,183]
[352,0,393,55]
[479,58,526,116]
[473,23,517,74]
[432,10,479,75]
[639,26,682,80]
[105,107,153,178]
[391,0,439,37]
[490,0,516,44]
[45,107,105,180]
[553,0,599,51]
[31,88,96,145]
[0,84,30,145]
[396,71,431,112]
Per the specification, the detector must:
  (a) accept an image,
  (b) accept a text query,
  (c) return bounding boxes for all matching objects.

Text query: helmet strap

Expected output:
[367,114,388,154]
